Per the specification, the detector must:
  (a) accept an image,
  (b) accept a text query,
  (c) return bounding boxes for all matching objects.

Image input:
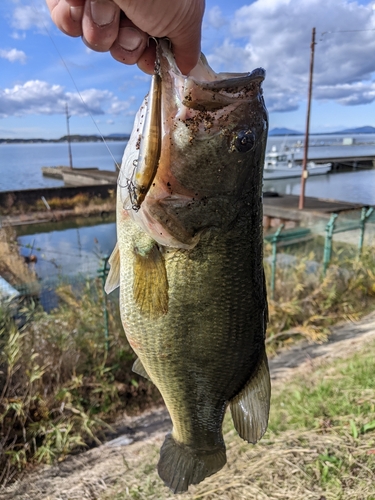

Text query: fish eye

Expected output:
[232,129,256,153]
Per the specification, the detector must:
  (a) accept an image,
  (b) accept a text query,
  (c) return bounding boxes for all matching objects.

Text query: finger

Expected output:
[167,3,204,75]
[81,0,121,52]
[47,0,84,37]
[110,18,148,66]
[64,0,85,22]
[170,30,202,76]
[136,39,157,75]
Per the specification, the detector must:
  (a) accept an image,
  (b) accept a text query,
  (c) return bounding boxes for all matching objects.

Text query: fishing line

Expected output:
[18,242,101,258]
[30,1,121,171]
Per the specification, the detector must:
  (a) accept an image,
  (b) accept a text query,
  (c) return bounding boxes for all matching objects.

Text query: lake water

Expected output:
[265,133,375,205]
[0,141,127,191]
[1,135,375,204]
[17,215,117,281]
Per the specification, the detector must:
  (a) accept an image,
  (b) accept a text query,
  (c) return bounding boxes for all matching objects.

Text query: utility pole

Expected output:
[65,102,73,169]
[299,27,316,210]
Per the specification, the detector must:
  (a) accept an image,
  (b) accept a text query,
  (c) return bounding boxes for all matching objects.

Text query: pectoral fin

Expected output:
[230,351,271,444]
[133,243,168,318]
[105,243,120,294]
[132,358,151,381]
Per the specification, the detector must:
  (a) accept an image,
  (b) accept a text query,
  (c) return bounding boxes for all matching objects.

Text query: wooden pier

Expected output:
[41,166,118,186]
[263,193,366,230]
[293,154,375,170]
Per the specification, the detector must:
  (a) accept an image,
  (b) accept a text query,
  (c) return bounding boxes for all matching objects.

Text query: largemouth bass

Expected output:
[106,40,270,493]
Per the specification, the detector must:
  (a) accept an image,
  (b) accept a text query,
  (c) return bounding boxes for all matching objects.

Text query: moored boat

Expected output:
[263,147,331,179]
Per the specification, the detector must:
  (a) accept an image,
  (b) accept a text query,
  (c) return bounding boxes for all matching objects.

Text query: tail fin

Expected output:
[157,433,226,493]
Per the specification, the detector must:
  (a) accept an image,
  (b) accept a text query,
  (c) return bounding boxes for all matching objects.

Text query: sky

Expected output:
[1,0,375,139]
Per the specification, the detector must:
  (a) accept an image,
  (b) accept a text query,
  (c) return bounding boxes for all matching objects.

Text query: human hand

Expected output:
[46,0,205,75]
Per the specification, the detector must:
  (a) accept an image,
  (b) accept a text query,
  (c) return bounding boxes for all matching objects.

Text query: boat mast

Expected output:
[299,27,316,210]
[65,102,73,169]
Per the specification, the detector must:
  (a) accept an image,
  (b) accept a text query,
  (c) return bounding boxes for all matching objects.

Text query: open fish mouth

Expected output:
[125,39,266,213]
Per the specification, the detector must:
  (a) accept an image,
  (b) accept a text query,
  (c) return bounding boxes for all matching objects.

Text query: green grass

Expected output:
[99,340,375,500]
[270,352,375,433]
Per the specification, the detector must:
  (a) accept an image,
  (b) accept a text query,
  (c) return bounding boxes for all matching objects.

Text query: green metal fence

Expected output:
[264,207,375,297]
[0,207,374,342]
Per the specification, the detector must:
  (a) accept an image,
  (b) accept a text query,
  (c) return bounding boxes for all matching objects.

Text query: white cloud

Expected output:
[0,80,134,118]
[11,4,51,32]
[205,0,375,112]
[207,6,227,29]
[134,74,151,82]
[10,31,26,40]
[0,48,26,63]
[108,95,135,115]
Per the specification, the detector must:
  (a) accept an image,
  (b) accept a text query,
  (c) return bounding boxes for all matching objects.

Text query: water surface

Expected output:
[0,141,127,191]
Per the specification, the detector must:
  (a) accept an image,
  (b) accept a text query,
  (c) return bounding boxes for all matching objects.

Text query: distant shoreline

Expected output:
[269,127,375,137]
[0,134,130,145]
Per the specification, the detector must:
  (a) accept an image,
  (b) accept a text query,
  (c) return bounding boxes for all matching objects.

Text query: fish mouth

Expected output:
[158,39,266,111]
[129,40,266,211]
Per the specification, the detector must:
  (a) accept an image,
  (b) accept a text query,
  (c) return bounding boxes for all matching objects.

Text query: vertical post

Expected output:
[358,207,374,255]
[299,27,316,210]
[98,255,110,352]
[65,102,73,169]
[323,213,337,276]
[270,224,284,299]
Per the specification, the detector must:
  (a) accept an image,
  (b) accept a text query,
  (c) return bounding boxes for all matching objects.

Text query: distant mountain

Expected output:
[333,126,375,135]
[268,127,302,136]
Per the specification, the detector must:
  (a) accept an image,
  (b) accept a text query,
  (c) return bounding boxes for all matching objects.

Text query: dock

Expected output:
[290,153,375,170]
[41,166,118,186]
[263,193,365,229]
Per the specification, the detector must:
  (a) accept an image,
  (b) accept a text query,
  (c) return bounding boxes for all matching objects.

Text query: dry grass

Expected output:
[0,284,161,487]
[0,227,36,286]
[264,244,375,355]
[0,191,116,217]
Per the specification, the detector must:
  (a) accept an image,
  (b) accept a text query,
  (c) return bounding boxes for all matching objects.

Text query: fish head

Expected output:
[119,39,268,248]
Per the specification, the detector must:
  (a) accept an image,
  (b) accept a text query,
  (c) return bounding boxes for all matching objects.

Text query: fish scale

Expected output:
[106,39,270,493]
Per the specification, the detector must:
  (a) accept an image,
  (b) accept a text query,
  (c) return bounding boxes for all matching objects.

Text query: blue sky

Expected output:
[1,0,375,138]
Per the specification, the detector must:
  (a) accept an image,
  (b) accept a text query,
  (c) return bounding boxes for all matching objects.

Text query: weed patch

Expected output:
[0,284,162,487]
[264,243,375,354]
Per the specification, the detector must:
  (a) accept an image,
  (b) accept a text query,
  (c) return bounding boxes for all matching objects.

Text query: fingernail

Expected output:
[70,6,83,22]
[90,0,116,27]
[118,27,143,52]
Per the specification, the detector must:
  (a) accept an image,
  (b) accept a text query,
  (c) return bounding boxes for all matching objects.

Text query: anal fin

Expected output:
[104,243,120,294]
[132,357,151,381]
[230,351,271,444]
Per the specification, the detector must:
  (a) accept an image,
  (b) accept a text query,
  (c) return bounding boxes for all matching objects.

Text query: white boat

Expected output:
[263,147,331,180]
